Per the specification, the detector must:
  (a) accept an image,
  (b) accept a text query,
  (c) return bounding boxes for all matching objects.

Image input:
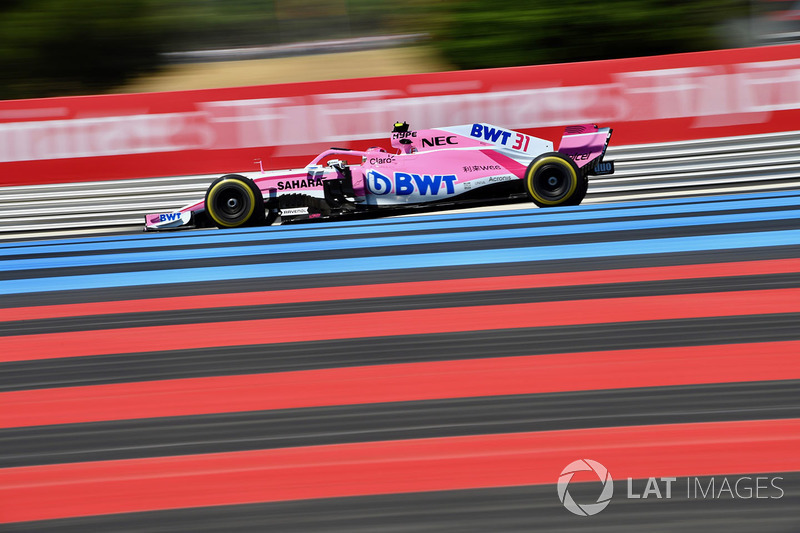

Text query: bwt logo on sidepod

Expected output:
[367,170,458,196]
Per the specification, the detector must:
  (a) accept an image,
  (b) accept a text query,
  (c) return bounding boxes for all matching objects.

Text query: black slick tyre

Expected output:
[524,152,582,207]
[564,170,589,206]
[205,174,266,229]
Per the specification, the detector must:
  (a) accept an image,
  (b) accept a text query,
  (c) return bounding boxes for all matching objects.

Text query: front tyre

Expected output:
[524,153,583,207]
[205,174,266,228]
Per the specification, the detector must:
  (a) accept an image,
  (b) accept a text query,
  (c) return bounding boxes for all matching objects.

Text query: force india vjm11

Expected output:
[144,122,614,230]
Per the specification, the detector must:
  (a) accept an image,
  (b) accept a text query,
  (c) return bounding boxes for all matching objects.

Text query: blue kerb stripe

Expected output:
[3,208,800,272]
[2,189,800,252]
[3,193,800,259]
[1,229,799,295]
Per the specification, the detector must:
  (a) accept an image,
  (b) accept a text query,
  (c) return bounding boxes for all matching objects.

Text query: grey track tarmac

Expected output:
[2,191,799,532]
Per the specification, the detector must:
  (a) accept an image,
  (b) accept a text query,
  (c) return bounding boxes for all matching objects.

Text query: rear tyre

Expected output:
[205,174,266,229]
[524,153,583,207]
[564,171,589,206]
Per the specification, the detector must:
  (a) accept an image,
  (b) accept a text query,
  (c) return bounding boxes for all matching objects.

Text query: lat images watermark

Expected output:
[557,459,614,516]
[557,459,785,516]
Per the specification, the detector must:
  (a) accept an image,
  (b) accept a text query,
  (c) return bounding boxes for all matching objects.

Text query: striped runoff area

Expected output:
[1,190,799,531]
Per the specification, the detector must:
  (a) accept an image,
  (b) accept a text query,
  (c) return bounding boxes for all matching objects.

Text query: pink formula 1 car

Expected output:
[144,122,613,230]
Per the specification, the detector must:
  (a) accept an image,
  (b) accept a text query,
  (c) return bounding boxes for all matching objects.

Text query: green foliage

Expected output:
[148,0,405,51]
[0,0,160,99]
[0,0,746,100]
[0,0,407,100]
[411,0,746,70]
[148,0,279,51]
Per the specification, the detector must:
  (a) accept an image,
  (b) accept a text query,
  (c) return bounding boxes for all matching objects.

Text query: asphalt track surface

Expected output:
[1,190,800,532]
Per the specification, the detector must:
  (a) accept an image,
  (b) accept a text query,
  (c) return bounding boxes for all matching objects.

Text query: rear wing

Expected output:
[558,125,614,176]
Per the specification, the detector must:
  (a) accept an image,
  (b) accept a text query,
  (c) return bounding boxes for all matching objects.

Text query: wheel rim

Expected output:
[211,183,252,224]
[534,164,571,200]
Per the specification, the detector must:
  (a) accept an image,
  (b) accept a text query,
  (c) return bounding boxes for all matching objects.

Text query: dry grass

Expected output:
[117,46,453,93]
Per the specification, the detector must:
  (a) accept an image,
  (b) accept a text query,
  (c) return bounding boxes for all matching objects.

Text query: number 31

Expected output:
[512,133,530,151]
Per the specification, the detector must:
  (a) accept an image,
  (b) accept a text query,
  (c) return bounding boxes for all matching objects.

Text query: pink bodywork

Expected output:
[557,125,612,169]
[144,123,611,229]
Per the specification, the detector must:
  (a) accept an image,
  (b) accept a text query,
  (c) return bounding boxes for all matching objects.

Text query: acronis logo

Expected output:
[368,170,457,196]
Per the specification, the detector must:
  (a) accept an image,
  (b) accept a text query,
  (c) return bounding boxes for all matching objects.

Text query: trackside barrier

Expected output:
[2,43,800,187]
[1,130,799,234]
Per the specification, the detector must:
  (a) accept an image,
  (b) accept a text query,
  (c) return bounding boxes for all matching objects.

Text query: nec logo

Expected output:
[159,213,181,222]
[421,135,457,147]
